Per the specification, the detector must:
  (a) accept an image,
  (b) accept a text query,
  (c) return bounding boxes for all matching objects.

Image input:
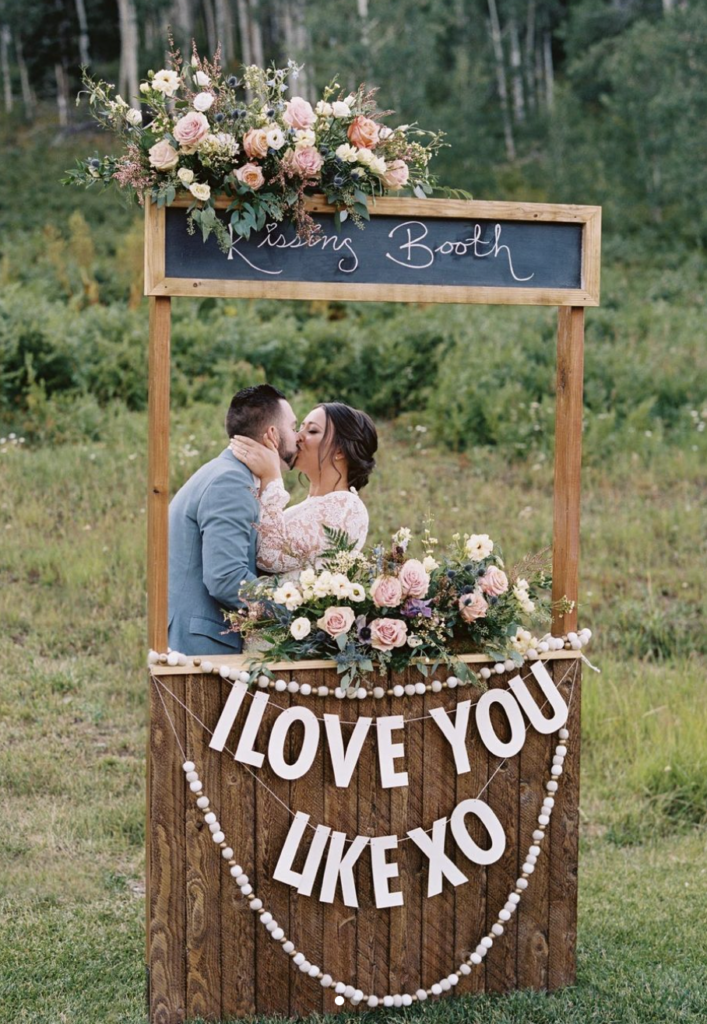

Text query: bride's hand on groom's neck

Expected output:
[229,434,282,492]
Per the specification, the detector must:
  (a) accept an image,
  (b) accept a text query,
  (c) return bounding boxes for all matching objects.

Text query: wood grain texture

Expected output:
[517,666,552,990]
[145,198,166,293]
[147,295,170,654]
[548,659,581,989]
[552,305,585,635]
[185,675,221,1021]
[149,675,186,1024]
[484,674,520,994]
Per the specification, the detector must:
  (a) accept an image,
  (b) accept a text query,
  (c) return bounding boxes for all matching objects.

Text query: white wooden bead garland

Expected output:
[148,629,592,698]
[177,720,572,1008]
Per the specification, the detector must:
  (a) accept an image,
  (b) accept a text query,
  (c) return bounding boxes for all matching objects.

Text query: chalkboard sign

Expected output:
[146,196,601,307]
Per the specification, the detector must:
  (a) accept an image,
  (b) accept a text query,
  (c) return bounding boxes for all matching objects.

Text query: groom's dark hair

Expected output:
[226,384,287,440]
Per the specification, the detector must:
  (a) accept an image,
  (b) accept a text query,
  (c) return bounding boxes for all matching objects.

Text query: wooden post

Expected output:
[146,294,171,992]
[552,306,584,634]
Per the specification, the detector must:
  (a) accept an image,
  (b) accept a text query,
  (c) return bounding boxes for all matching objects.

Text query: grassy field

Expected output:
[1,406,706,1023]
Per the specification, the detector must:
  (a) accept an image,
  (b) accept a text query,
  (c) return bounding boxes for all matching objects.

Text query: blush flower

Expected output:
[382,159,409,190]
[371,575,403,608]
[148,139,179,171]
[289,145,323,179]
[317,606,356,639]
[173,111,210,153]
[479,565,508,597]
[283,96,315,129]
[369,617,408,651]
[399,559,430,599]
[243,127,269,159]
[235,162,265,190]
[459,591,488,623]
[347,115,379,149]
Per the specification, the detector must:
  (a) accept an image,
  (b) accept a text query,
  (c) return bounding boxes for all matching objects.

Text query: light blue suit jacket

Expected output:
[168,449,259,655]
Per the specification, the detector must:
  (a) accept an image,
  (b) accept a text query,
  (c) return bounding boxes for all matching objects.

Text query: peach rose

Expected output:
[235,162,265,190]
[148,139,179,171]
[317,605,355,639]
[370,617,408,651]
[243,127,269,159]
[479,566,508,598]
[347,115,379,149]
[370,575,403,608]
[172,111,210,153]
[382,159,409,190]
[399,559,430,599]
[283,96,315,130]
[459,591,488,623]
[289,145,323,179]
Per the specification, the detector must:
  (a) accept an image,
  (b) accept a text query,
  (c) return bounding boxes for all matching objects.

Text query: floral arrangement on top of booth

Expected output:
[229,526,554,689]
[64,40,451,248]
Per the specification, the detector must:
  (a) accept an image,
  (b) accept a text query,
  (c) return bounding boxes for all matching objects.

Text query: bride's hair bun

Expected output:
[318,402,378,491]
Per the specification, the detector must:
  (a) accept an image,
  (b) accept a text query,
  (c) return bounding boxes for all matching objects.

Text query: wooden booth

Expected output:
[146,196,600,1023]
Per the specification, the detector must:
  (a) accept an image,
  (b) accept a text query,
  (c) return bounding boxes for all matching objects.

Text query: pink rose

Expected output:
[235,162,265,190]
[283,96,315,130]
[148,139,179,171]
[172,111,210,153]
[243,127,269,159]
[399,559,430,599]
[317,606,355,639]
[371,575,403,608]
[459,591,488,623]
[382,159,409,190]
[347,115,380,149]
[370,617,408,652]
[288,145,323,179]
[479,566,508,598]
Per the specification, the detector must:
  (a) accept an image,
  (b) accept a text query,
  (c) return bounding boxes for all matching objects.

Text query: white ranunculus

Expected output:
[152,69,181,97]
[369,156,387,176]
[266,126,285,150]
[335,143,358,163]
[139,82,150,94]
[331,573,353,599]
[356,148,374,166]
[193,91,214,112]
[349,583,366,602]
[126,108,142,126]
[315,100,333,117]
[331,101,350,118]
[188,182,211,202]
[177,167,194,185]
[290,617,312,641]
[194,70,211,87]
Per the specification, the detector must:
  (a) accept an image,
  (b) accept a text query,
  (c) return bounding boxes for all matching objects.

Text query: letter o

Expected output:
[450,799,506,866]
[475,689,526,757]
[267,707,320,780]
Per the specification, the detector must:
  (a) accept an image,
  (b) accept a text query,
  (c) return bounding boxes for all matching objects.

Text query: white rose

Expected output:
[193,91,214,112]
[290,617,312,641]
[299,568,317,587]
[315,100,332,117]
[194,70,211,87]
[422,555,438,572]
[266,126,286,150]
[332,101,350,118]
[188,182,211,201]
[177,167,194,185]
[152,69,181,97]
[335,143,358,162]
[369,155,387,176]
[295,128,316,148]
[465,533,494,560]
[126,107,142,126]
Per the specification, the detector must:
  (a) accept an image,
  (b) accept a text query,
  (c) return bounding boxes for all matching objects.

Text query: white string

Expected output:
[151,657,579,845]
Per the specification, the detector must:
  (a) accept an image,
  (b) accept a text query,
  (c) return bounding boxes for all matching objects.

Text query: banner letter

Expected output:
[407,817,467,897]
[324,713,372,787]
[429,700,471,774]
[370,835,403,908]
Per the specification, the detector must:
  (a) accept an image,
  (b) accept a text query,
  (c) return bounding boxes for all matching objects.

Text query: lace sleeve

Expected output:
[256,488,369,574]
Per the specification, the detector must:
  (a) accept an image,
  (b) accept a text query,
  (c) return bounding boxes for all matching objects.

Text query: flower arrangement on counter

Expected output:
[63,38,457,248]
[228,526,556,690]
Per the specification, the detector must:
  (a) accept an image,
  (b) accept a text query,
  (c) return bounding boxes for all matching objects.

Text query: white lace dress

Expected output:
[256,481,369,575]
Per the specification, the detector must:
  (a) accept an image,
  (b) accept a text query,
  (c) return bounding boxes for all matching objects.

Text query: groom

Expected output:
[168,384,299,655]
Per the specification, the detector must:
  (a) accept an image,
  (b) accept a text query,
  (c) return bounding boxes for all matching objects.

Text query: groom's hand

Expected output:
[229,435,282,490]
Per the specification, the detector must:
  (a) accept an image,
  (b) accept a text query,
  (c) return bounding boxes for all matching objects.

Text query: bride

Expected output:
[229,401,378,576]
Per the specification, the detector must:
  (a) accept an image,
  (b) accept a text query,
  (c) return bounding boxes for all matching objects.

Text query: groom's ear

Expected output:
[263,423,279,446]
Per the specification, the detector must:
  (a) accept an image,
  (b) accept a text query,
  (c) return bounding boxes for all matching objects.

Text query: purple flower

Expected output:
[356,614,372,642]
[401,598,433,619]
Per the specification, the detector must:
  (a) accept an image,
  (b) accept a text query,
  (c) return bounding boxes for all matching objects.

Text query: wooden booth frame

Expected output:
[145,195,600,1022]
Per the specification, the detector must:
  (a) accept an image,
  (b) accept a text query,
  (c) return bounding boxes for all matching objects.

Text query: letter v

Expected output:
[323,714,372,787]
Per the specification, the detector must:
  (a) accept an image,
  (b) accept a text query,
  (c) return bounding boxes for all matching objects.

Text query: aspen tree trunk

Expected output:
[55,62,68,124]
[487,0,516,160]
[543,30,554,111]
[281,0,312,98]
[524,0,536,111]
[171,0,193,54]
[0,24,12,113]
[214,0,234,63]
[203,0,217,55]
[118,0,140,103]
[15,35,34,120]
[74,0,91,66]
[250,0,264,70]
[509,16,525,122]
[236,0,253,66]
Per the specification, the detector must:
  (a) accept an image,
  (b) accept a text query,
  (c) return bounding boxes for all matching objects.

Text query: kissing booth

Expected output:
[145,196,600,1022]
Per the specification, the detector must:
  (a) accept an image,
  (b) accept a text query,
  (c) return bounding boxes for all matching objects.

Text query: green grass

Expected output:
[1,410,706,1023]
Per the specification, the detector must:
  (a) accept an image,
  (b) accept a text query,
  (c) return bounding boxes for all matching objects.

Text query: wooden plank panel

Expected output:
[420,682,457,989]
[517,665,552,990]
[288,670,325,1016]
[185,675,221,1021]
[389,669,424,997]
[453,677,488,995]
[484,674,519,994]
[149,675,186,1024]
[356,674,391,999]
[548,659,581,989]
[321,683,359,1012]
[552,305,585,634]
[219,677,256,1018]
[147,296,170,654]
[254,690,292,1016]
